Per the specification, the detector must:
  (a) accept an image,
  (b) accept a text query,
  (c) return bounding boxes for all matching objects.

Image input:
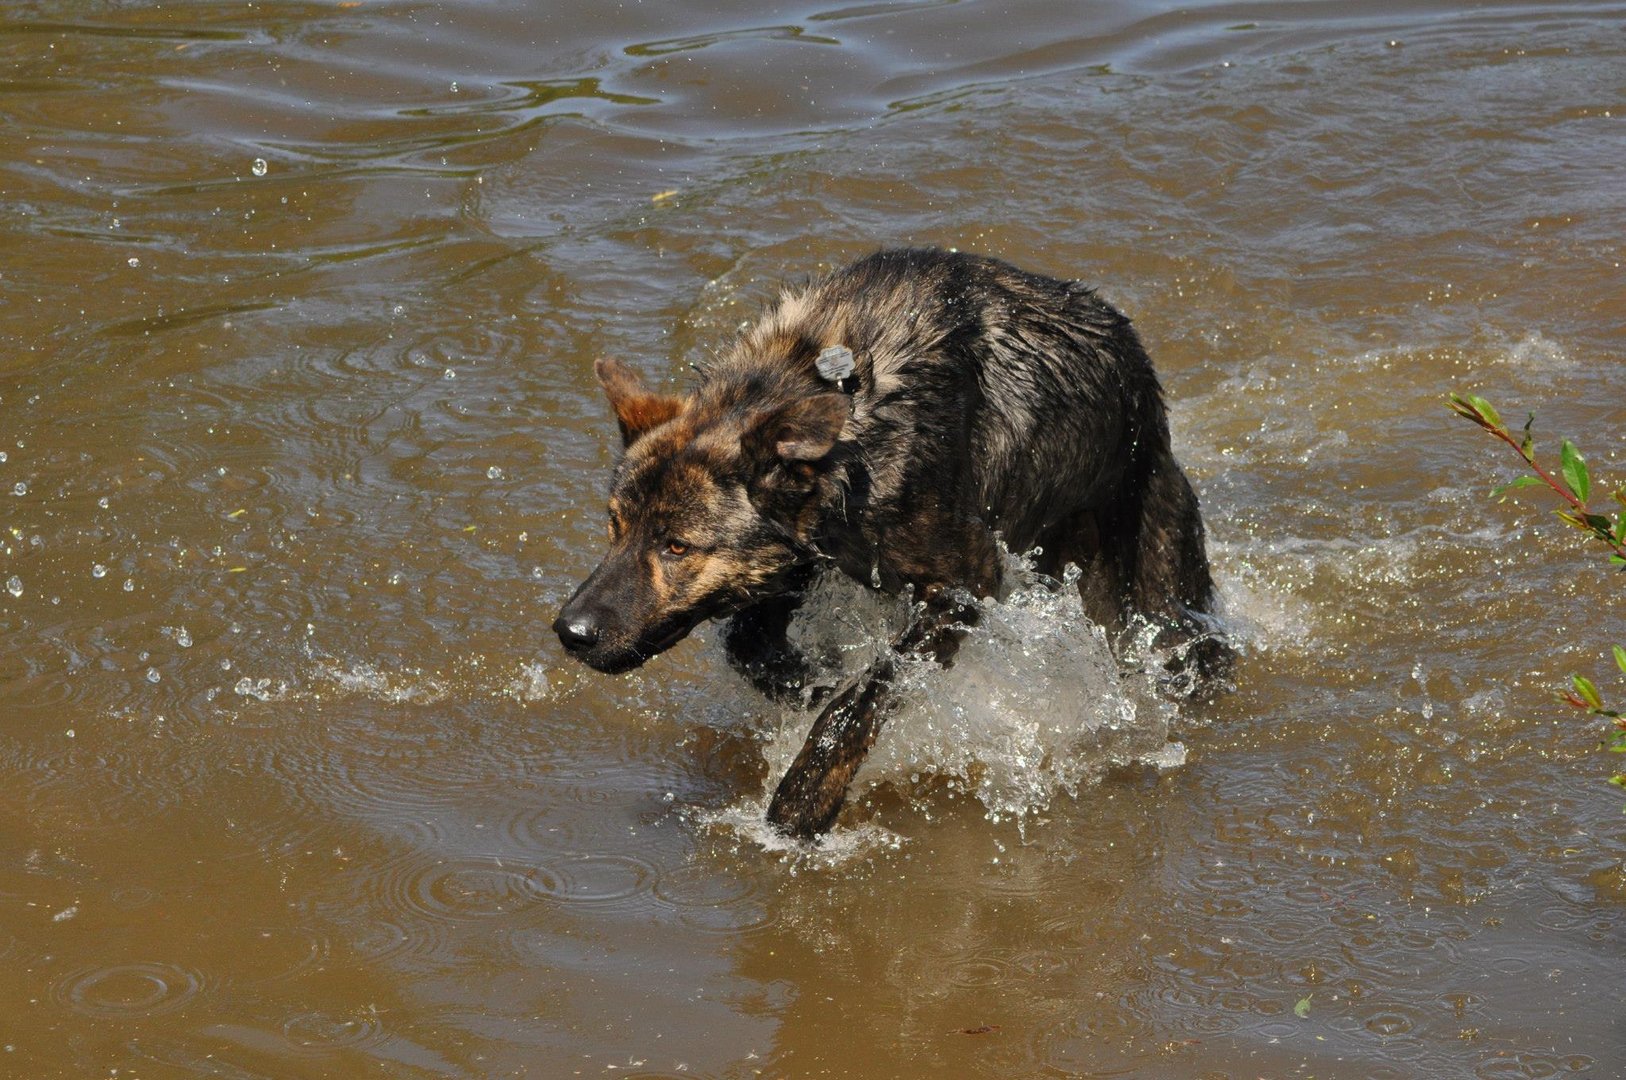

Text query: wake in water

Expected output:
[707,548,1226,848]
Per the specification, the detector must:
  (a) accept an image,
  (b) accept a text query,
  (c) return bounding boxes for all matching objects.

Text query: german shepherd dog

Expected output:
[554,248,1227,838]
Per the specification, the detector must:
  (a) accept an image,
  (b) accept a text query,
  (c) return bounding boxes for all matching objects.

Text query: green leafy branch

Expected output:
[1447,393,1626,564]
[1447,393,1626,790]
[1564,647,1626,790]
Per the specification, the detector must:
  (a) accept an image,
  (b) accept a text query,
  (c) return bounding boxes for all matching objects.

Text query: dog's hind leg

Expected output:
[766,513,999,839]
[1127,454,1234,688]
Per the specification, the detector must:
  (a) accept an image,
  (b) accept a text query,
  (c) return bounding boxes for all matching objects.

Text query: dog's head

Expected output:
[553,357,848,673]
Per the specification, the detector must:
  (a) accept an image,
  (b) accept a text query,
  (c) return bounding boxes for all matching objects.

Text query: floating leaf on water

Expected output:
[1295,995,1313,1018]
[652,189,679,203]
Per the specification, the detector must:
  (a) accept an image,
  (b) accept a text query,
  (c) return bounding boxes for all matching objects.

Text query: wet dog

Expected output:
[554,248,1227,838]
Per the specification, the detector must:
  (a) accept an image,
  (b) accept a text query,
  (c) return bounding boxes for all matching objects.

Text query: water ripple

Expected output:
[50,961,208,1019]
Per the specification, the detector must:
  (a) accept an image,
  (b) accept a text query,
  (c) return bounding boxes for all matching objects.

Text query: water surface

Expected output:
[3,1,1625,1076]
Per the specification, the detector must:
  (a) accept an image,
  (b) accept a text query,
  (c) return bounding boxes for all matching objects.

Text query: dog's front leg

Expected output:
[723,592,815,703]
[722,566,819,702]
[764,586,979,839]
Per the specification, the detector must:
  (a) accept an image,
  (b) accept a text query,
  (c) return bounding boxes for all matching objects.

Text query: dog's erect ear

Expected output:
[746,393,850,465]
[596,358,683,447]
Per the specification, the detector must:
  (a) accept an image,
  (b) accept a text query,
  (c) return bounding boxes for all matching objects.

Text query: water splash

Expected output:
[695,802,907,866]
[734,549,1200,833]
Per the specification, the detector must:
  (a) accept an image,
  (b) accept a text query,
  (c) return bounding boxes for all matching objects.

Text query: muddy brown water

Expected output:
[3,1,1625,1076]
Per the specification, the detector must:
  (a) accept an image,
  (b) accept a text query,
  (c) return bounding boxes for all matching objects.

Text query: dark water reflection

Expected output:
[3,1,1625,1076]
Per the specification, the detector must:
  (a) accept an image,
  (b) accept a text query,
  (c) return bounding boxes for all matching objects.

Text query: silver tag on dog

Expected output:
[816,345,855,384]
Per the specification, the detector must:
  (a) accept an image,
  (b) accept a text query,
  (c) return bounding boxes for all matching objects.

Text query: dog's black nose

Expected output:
[553,613,600,652]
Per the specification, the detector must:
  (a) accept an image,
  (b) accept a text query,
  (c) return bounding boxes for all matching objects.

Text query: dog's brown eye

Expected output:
[663,539,690,557]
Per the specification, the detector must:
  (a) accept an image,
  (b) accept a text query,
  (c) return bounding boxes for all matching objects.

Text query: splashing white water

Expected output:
[731,550,1202,833]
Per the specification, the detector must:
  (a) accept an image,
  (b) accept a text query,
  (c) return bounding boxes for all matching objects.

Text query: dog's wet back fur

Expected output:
[555,247,1227,836]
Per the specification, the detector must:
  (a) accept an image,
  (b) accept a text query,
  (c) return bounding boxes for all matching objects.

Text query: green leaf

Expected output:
[1447,393,1504,431]
[1521,413,1536,457]
[1574,675,1603,710]
[1491,475,1545,498]
[1470,396,1503,430]
[1560,440,1590,503]
[1295,995,1312,1018]
[1615,645,1626,676]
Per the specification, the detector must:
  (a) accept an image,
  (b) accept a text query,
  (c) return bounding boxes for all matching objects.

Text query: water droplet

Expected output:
[870,562,882,588]
[127,257,140,268]
[176,627,192,648]
[97,496,109,509]
[391,304,404,316]
[443,368,456,380]
[251,158,268,177]
[146,668,161,684]
[6,575,21,597]
[92,564,107,578]
[486,466,504,480]
[122,578,135,592]
[387,572,403,586]
[12,482,26,496]
[450,81,459,92]
[0,451,7,462]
